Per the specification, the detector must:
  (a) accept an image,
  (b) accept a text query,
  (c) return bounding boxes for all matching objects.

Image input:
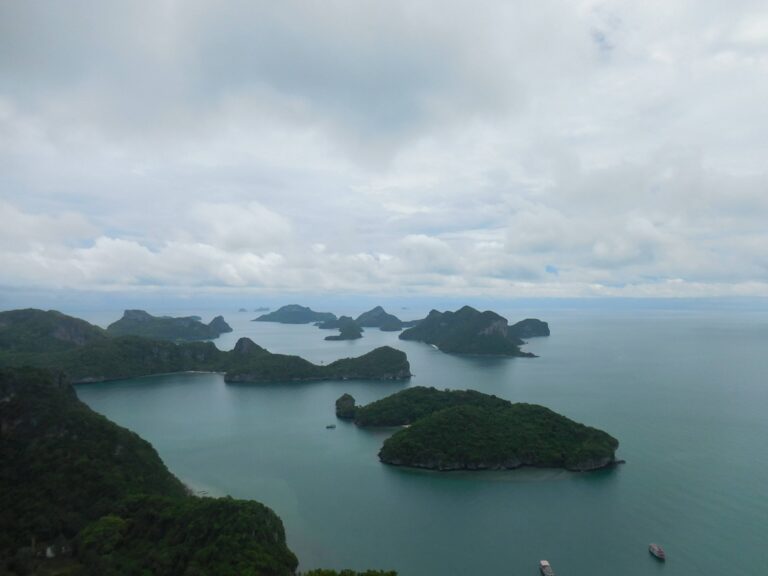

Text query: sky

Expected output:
[2,0,768,306]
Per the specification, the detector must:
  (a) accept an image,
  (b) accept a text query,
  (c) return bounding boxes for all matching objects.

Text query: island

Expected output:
[508,318,550,338]
[106,309,232,341]
[253,304,336,324]
[347,387,619,472]
[226,340,410,382]
[355,306,404,331]
[324,317,364,341]
[398,305,538,356]
[0,309,412,384]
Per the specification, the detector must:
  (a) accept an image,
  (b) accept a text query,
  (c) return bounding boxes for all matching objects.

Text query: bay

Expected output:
[75,307,768,575]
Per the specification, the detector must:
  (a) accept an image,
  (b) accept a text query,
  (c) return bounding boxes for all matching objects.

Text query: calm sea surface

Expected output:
[75,307,768,575]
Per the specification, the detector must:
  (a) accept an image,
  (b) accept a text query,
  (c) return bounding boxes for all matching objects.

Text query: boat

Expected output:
[649,543,666,560]
[325,424,336,429]
[539,560,555,576]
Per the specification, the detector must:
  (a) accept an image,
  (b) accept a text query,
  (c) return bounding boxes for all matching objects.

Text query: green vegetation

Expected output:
[106,309,232,341]
[398,305,535,356]
[227,342,411,383]
[254,305,336,324]
[0,308,107,353]
[353,386,509,426]
[355,306,403,332]
[508,318,550,339]
[0,310,411,384]
[350,387,618,472]
[0,367,298,575]
[324,317,364,341]
[335,393,357,419]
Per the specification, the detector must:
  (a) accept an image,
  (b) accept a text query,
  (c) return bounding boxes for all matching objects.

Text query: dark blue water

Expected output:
[76,308,768,575]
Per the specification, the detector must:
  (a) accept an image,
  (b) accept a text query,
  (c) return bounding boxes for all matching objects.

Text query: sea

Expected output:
[73,304,768,576]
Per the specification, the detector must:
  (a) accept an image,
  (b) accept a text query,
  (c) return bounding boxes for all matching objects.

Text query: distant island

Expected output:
[508,318,550,339]
[355,306,404,331]
[0,309,411,384]
[399,305,547,356]
[225,339,410,382]
[106,309,232,341]
[340,387,618,472]
[254,304,336,324]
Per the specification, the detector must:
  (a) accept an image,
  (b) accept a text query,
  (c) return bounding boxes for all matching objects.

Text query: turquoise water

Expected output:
[76,308,768,575]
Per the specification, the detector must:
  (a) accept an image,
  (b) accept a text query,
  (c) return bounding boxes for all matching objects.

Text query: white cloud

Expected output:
[1,1,768,299]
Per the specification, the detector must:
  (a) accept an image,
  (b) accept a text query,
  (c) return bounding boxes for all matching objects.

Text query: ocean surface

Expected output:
[75,306,768,575]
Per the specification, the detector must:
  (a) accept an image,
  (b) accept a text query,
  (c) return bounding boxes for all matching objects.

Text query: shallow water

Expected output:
[76,307,768,575]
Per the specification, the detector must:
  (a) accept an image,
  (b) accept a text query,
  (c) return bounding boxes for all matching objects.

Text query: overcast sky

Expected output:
[2,0,768,302]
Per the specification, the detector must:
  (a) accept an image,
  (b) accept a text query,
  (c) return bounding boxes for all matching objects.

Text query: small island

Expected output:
[346,387,619,472]
[253,304,336,324]
[106,309,232,341]
[508,318,550,338]
[355,306,404,331]
[399,305,541,356]
[324,317,364,341]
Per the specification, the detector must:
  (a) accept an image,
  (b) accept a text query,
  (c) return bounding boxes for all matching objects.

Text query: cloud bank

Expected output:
[2,0,768,298]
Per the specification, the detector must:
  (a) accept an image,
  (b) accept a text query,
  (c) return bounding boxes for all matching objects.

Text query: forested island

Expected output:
[106,309,233,341]
[399,305,547,356]
[254,304,336,324]
[339,387,619,472]
[0,309,411,384]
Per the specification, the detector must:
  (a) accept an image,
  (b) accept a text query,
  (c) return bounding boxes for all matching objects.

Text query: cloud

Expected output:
[1,1,768,299]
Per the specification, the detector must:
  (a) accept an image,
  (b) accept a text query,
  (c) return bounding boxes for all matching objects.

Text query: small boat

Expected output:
[325,424,336,429]
[649,543,666,560]
[539,560,555,576]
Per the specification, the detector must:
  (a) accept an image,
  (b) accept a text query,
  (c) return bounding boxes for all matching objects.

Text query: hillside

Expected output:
[226,341,411,383]
[0,367,298,575]
[352,386,510,426]
[377,398,619,472]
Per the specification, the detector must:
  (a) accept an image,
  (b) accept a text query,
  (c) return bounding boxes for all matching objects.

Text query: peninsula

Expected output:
[346,387,619,472]
[106,309,232,341]
[0,367,298,574]
[398,305,542,356]
[0,367,398,575]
